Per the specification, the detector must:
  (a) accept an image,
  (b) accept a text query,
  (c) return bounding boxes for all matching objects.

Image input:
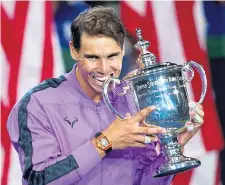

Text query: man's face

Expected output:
[70,33,124,94]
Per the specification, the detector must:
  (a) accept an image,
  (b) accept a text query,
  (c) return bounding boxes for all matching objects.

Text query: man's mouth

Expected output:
[92,74,113,84]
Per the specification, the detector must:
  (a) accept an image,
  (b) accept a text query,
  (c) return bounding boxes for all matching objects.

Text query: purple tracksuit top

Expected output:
[7,65,173,185]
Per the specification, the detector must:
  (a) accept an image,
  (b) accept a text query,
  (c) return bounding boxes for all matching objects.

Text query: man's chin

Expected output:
[94,87,103,94]
[90,84,104,94]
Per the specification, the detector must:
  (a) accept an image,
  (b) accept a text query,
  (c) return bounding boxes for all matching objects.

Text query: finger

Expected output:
[131,106,156,123]
[132,135,158,143]
[196,102,203,110]
[134,126,166,135]
[144,135,158,144]
[189,105,204,118]
[196,108,204,117]
[128,142,146,148]
[185,120,203,132]
[189,101,203,111]
[190,112,204,124]
[179,128,198,146]
[141,120,164,129]
[185,121,194,131]
[140,121,164,136]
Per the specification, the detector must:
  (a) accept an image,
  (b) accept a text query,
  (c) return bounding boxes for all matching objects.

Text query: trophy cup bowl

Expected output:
[102,28,207,177]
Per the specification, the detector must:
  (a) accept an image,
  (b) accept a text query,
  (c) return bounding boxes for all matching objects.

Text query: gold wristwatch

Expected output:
[95,132,112,154]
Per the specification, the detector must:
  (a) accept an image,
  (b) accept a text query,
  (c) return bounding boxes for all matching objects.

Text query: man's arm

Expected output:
[7,100,102,185]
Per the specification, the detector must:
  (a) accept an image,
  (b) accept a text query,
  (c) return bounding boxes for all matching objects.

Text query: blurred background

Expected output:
[1,1,225,185]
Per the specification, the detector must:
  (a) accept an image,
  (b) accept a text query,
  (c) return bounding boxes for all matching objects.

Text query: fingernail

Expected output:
[148,106,156,110]
[161,128,166,133]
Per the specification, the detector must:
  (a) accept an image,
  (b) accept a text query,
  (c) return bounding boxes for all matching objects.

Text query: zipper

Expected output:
[95,102,103,185]
[95,102,101,131]
[96,102,101,114]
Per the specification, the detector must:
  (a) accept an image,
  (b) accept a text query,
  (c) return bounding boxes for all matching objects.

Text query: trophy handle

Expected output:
[182,61,207,104]
[102,77,130,119]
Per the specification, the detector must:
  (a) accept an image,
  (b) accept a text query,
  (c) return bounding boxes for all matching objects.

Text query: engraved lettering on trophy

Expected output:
[136,76,184,92]
[136,83,148,91]
[136,76,184,99]
[137,86,180,99]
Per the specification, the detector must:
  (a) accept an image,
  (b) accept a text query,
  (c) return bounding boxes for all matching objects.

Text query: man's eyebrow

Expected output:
[107,52,121,58]
[83,54,100,58]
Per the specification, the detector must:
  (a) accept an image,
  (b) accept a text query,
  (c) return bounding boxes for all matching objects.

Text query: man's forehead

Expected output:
[79,34,123,55]
[80,32,123,47]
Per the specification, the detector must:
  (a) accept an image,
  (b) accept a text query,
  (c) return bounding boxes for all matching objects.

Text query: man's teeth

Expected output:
[94,76,110,82]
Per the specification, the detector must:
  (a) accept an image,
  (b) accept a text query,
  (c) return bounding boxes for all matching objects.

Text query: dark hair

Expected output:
[70,6,127,50]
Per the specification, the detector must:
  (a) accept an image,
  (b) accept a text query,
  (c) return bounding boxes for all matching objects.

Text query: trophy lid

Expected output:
[134,28,157,68]
[132,28,178,77]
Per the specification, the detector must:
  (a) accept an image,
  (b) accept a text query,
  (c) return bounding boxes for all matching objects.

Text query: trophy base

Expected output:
[153,156,201,177]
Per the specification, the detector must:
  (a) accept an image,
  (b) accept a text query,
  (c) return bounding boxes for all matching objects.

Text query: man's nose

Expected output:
[99,58,109,73]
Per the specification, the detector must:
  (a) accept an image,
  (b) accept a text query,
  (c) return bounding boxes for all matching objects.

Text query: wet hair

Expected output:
[70,6,127,50]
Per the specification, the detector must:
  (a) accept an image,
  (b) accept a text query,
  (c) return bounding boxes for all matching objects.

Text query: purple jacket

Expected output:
[7,65,173,185]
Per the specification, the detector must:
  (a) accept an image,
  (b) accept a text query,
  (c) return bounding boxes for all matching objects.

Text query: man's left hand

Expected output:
[178,101,205,147]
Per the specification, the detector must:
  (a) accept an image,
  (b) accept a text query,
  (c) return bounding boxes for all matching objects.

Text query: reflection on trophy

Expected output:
[102,28,207,177]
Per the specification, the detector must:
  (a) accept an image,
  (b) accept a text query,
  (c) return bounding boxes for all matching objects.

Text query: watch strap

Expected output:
[95,132,102,138]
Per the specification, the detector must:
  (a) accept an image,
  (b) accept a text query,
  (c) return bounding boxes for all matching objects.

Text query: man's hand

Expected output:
[103,106,166,150]
[138,101,204,153]
[178,101,205,147]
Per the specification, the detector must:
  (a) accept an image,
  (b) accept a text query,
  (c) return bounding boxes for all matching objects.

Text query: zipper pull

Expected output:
[96,102,100,114]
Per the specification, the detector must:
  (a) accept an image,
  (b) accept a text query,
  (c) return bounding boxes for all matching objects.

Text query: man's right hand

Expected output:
[103,106,166,150]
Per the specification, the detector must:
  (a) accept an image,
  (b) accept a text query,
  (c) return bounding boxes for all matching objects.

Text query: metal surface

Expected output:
[102,28,207,177]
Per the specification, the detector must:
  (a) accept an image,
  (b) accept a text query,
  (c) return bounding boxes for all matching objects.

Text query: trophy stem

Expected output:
[152,132,201,178]
[160,133,183,163]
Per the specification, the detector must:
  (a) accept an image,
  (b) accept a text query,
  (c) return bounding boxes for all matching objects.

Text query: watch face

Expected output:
[96,134,112,151]
[99,137,109,147]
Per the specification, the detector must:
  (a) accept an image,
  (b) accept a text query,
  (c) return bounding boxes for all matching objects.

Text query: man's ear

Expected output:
[69,41,78,61]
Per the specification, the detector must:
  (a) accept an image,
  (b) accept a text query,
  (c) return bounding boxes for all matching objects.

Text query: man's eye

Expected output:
[108,55,117,60]
[88,56,98,60]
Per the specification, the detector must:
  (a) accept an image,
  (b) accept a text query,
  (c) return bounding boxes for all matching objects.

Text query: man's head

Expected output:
[69,6,127,99]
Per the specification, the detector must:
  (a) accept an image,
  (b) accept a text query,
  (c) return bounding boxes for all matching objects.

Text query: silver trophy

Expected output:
[102,28,207,177]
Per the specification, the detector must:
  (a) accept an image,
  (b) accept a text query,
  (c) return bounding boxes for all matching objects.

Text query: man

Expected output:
[7,6,204,185]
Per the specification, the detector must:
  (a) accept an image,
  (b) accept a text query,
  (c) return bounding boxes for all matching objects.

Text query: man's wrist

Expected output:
[91,139,106,159]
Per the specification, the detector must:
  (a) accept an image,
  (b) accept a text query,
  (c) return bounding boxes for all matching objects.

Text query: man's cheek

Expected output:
[78,61,91,72]
[113,62,122,76]
[78,59,89,68]
[77,64,90,78]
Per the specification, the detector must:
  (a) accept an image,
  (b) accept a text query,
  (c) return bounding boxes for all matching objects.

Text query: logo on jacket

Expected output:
[64,117,78,128]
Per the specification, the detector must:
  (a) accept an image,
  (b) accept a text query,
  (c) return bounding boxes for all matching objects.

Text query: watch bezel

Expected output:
[96,134,112,151]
